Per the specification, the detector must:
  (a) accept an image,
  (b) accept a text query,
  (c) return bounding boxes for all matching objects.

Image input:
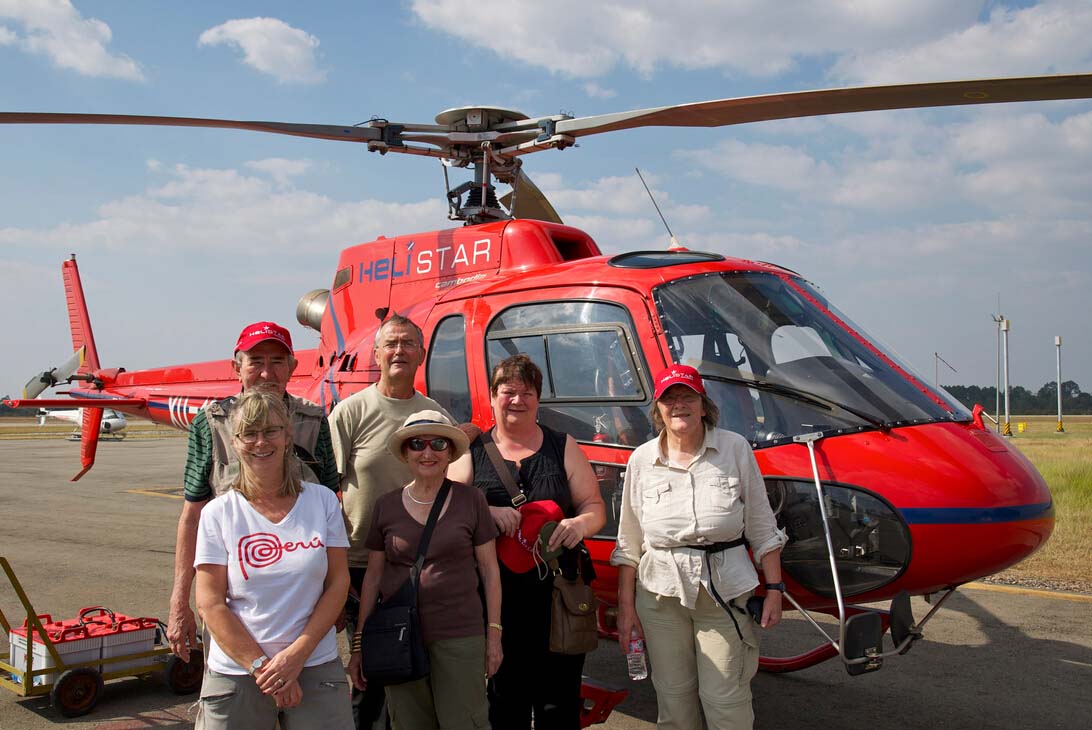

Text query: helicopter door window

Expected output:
[426,315,473,424]
[487,336,554,398]
[548,331,640,399]
[485,300,653,446]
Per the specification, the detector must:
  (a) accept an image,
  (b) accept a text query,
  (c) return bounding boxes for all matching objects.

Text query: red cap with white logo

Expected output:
[652,364,705,399]
[234,321,293,355]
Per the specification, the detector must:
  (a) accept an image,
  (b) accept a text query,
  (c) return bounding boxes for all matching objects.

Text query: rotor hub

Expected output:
[434,106,529,131]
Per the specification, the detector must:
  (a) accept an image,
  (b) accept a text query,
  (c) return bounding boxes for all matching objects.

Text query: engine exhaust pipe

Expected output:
[296,289,329,332]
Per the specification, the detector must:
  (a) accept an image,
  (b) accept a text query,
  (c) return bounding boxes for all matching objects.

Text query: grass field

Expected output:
[992,414,1092,591]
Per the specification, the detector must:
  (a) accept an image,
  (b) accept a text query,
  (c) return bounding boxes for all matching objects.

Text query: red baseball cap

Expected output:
[496,500,565,574]
[653,364,705,399]
[234,321,293,355]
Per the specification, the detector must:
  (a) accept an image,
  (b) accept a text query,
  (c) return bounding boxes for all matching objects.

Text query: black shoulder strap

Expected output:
[412,479,452,578]
[481,430,526,507]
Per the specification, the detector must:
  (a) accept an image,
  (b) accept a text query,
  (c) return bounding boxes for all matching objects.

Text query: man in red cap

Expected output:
[166,321,339,668]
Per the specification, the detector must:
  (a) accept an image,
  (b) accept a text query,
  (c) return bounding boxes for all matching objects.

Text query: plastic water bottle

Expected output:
[626,632,648,681]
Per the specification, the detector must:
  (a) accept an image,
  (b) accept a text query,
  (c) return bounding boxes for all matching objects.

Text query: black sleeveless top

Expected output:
[470,425,575,517]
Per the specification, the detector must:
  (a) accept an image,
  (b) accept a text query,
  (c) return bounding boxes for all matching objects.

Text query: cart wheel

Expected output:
[51,667,104,718]
[165,653,204,695]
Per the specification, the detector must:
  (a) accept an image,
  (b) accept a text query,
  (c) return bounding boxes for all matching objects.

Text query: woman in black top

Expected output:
[449,354,606,730]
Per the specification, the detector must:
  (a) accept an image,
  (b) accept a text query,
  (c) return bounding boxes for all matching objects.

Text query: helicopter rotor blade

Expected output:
[499,169,563,224]
[554,73,1092,138]
[21,346,86,399]
[0,112,384,144]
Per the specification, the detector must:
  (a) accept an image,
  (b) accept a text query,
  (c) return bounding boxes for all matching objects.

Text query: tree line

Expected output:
[944,381,1092,415]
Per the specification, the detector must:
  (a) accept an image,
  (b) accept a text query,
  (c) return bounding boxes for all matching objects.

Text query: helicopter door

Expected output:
[477,289,660,538]
[421,300,484,425]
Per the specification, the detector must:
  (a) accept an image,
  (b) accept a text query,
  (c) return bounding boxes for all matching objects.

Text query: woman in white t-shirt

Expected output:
[195,387,352,728]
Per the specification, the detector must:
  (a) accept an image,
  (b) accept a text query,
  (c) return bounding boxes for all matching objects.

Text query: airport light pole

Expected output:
[992,313,1003,434]
[934,352,956,392]
[1056,336,1065,433]
[1001,318,1011,437]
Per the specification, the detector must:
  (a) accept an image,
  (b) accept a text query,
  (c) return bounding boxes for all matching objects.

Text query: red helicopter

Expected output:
[5,73,1085,720]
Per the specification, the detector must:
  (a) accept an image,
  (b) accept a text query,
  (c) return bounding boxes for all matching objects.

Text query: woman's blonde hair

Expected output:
[230,386,302,499]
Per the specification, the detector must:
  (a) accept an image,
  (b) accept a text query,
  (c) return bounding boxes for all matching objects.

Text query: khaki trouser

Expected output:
[384,635,491,730]
[197,658,353,730]
[636,584,759,730]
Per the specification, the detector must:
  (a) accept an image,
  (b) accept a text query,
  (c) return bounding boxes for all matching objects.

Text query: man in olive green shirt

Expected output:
[167,321,339,663]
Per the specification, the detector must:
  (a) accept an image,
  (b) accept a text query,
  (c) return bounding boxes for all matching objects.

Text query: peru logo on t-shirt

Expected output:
[238,532,325,579]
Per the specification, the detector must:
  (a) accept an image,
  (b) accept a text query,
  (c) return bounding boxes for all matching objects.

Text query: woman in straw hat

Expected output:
[611,365,787,730]
[194,386,352,729]
[349,410,502,729]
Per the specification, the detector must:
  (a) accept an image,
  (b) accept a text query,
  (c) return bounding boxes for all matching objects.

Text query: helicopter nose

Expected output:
[758,421,1054,602]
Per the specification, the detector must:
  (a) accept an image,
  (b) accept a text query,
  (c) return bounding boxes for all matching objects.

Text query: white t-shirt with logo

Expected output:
[195,482,350,675]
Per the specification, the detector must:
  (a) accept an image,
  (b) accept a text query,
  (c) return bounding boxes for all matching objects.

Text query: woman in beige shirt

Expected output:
[611,365,787,730]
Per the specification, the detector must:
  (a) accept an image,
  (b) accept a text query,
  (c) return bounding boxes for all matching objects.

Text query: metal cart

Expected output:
[0,557,202,717]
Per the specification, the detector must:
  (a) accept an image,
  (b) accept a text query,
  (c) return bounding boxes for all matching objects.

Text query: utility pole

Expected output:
[1056,336,1065,433]
[1001,318,1011,437]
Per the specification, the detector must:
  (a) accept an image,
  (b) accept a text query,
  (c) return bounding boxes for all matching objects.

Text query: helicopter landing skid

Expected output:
[760,587,955,675]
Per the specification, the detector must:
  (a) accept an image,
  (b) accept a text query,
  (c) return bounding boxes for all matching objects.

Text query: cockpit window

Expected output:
[654,272,969,447]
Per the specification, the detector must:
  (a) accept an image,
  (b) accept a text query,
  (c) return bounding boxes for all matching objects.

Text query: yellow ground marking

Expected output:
[126,487,183,500]
[965,581,1092,603]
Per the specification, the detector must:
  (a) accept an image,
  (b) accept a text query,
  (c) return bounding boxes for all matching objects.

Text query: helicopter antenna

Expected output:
[635,168,683,250]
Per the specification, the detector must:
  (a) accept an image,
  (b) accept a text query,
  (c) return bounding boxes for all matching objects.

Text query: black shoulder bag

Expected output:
[481,431,598,655]
[361,480,451,684]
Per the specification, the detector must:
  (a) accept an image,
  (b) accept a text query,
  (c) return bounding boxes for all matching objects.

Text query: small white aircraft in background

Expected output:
[38,408,127,440]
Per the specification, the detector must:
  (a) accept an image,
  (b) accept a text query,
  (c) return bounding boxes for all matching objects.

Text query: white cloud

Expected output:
[677,139,834,193]
[833,0,1092,84]
[245,158,314,188]
[0,162,448,254]
[544,174,667,214]
[675,103,1092,214]
[411,0,1092,103]
[684,231,810,261]
[0,0,143,80]
[563,214,658,252]
[410,0,975,78]
[583,82,616,99]
[198,17,326,84]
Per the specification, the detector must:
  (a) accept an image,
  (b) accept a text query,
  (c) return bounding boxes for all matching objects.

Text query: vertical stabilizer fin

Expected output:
[72,407,102,481]
[61,255,101,373]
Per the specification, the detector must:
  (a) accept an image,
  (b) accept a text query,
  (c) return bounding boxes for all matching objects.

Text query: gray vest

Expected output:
[204,394,325,496]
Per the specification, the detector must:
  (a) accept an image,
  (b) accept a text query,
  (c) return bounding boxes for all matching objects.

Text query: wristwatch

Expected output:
[248,655,269,675]
[764,582,786,593]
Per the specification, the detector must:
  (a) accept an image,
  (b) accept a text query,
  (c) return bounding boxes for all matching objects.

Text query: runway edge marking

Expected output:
[965,581,1092,603]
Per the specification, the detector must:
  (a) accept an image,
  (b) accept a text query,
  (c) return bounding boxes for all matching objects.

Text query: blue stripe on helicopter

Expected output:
[899,501,1053,525]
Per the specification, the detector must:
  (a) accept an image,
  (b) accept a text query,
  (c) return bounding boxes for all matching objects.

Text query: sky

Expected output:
[2,0,1091,403]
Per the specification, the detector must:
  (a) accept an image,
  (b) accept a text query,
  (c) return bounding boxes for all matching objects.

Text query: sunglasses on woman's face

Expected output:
[406,437,451,452]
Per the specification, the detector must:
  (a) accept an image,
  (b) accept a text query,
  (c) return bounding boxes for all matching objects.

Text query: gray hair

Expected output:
[649,391,720,432]
[374,314,424,348]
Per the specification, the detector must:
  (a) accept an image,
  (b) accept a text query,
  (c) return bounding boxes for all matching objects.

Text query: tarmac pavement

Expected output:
[1,438,1089,729]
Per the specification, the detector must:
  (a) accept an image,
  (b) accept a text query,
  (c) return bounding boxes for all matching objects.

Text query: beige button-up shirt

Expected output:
[610,427,787,609]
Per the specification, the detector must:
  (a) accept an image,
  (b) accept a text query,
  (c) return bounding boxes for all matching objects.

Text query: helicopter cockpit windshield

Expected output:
[654,271,970,447]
